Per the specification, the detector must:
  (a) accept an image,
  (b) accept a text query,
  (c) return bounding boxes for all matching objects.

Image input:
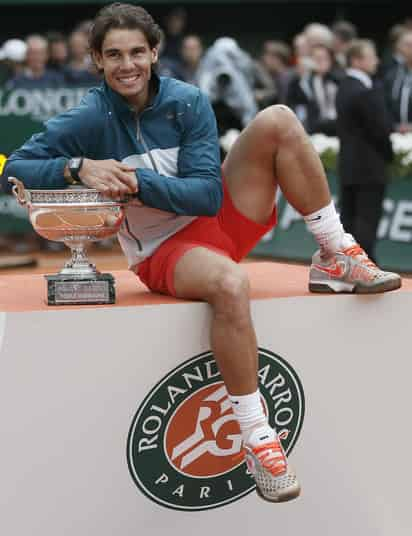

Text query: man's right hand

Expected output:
[78,158,139,199]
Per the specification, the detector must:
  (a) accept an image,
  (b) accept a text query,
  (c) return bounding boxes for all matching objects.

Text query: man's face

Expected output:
[399,32,412,66]
[50,41,68,64]
[357,45,378,75]
[181,36,202,66]
[26,39,48,72]
[94,28,158,107]
[311,46,332,75]
[262,47,283,74]
[69,31,89,61]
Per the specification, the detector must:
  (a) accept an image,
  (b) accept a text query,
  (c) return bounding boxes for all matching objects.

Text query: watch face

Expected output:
[70,158,81,170]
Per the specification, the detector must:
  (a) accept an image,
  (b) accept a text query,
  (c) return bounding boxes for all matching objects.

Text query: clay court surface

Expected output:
[0,243,129,275]
[0,244,411,312]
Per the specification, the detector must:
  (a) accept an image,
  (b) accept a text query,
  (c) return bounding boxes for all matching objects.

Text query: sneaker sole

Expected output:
[309,277,402,294]
[255,483,301,503]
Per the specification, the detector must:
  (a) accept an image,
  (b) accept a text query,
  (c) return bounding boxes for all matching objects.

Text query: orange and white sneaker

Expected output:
[309,234,401,294]
[245,438,301,503]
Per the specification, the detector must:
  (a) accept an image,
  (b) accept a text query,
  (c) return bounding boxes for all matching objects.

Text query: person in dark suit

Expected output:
[287,43,343,136]
[336,39,394,262]
[383,29,412,134]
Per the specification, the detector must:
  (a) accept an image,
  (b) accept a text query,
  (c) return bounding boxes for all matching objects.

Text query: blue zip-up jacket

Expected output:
[2,75,223,268]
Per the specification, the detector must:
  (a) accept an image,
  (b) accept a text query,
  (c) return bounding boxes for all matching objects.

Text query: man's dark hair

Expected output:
[46,31,67,45]
[332,20,358,43]
[90,2,162,53]
[262,41,291,66]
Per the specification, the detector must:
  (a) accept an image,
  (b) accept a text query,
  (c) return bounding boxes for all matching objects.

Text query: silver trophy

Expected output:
[9,177,127,305]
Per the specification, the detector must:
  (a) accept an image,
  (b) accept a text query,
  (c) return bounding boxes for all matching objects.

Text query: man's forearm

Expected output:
[138,168,223,216]
[2,156,68,193]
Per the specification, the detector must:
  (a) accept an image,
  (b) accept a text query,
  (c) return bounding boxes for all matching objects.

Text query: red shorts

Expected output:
[137,181,277,296]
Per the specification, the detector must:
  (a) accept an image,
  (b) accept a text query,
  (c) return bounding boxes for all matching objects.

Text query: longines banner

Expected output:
[0,86,89,155]
[252,173,412,272]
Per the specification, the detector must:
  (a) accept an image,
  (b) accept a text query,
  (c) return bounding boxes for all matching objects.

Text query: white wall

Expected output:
[0,293,410,536]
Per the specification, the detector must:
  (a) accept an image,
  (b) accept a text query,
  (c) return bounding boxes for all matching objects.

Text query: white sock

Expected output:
[229,390,276,447]
[304,200,345,255]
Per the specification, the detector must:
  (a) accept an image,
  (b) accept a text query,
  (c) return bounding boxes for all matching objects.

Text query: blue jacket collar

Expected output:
[103,72,161,118]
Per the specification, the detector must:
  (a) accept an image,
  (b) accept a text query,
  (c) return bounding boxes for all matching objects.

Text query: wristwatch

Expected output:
[66,157,84,184]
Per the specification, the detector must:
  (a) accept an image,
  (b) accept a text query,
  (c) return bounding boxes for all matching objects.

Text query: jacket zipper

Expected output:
[136,118,159,172]
[122,113,159,252]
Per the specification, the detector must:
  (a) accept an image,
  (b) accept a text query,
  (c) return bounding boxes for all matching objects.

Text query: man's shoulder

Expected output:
[46,84,108,130]
[339,75,368,95]
[73,84,111,118]
[384,63,405,83]
[79,84,106,107]
[159,76,203,103]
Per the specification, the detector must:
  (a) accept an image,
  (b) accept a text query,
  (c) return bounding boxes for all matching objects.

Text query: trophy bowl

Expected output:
[9,177,127,305]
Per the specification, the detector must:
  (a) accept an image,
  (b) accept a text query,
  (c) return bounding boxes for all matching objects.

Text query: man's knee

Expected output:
[208,266,250,316]
[254,104,303,145]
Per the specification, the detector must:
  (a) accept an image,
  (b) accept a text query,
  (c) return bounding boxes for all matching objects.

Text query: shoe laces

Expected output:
[342,244,377,269]
[232,431,289,466]
[252,440,287,477]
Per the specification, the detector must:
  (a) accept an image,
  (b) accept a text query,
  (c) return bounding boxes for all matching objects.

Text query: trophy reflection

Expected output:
[9,177,126,305]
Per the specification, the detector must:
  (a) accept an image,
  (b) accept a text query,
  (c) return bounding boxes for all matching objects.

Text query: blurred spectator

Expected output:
[74,19,94,36]
[287,43,342,135]
[68,30,90,71]
[304,23,334,51]
[253,40,294,109]
[65,29,100,86]
[332,20,358,68]
[292,32,314,80]
[157,56,184,79]
[198,37,257,134]
[384,29,412,133]
[336,39,393,262]
[379,23,405,78]
[0,38,27,86]
[180,34,203,85]
[162,7,187,63]
[292,33,310,64]
[157,30,185,80]
[47,31,69,74]
[7,34,63,89]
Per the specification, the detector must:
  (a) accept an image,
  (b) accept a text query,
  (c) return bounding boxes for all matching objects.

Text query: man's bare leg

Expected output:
[173,104,398,404]
[173,106,338,403]
[173,244,300,502]
[222,105,331,225]
[171,105,397,502]
[173,247,257,395]
[172,106,335,399]
[174,106,335,398]
[223,104,401,293]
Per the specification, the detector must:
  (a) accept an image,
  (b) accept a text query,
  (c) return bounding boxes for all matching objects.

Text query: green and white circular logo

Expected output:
[127,348,305,511]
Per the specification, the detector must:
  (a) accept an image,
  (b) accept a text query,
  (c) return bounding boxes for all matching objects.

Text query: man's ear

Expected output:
[151,47,159,64]
[91,50,104,71]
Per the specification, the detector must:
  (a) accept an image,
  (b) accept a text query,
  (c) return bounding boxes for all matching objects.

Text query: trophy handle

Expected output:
[8,177,29,206]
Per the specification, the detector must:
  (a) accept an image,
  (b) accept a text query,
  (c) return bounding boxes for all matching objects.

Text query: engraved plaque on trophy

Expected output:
[9,178,126,305]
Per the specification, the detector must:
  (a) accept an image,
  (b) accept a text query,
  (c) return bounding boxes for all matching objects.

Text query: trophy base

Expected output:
[45,273,115,305]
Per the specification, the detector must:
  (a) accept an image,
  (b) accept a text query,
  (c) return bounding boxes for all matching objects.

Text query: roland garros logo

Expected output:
[127,349,305,511]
